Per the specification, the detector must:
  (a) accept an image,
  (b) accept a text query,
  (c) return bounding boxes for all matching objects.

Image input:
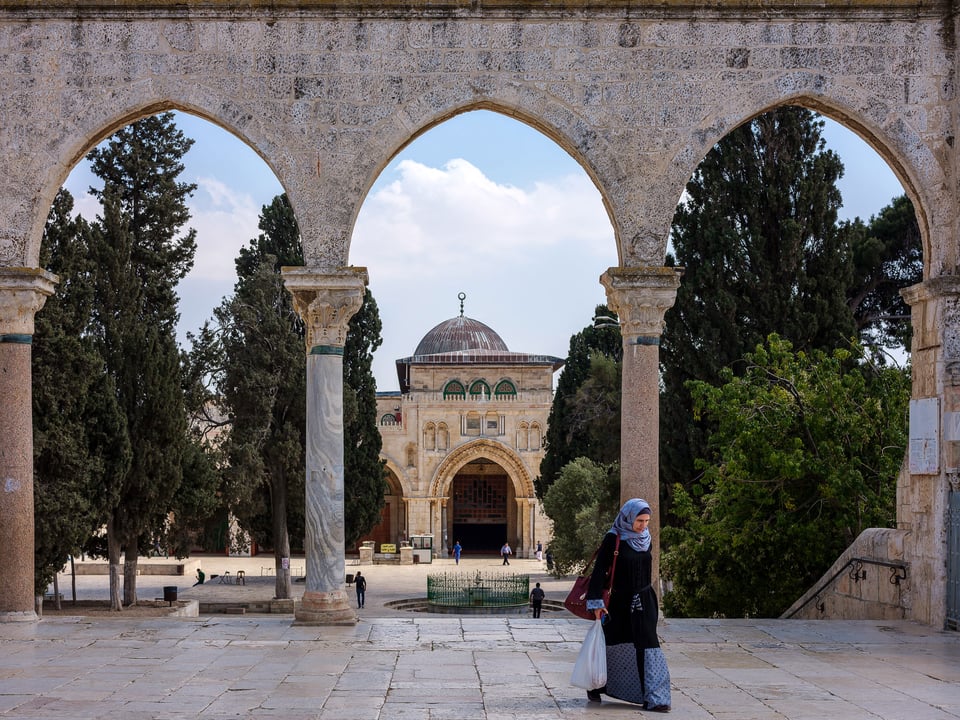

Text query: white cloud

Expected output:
[350,158,618,391]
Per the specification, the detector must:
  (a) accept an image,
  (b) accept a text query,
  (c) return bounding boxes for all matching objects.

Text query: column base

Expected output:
[0,610,38,623]
[293,589,357,625]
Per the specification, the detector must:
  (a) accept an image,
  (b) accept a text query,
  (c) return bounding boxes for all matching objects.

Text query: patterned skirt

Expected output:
[604,643,672,708]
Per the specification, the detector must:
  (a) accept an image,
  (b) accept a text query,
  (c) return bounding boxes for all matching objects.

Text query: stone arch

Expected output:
[343,99,627,265]
[429,438,535,500]
[21,98,296,269]
[658,80,946,274]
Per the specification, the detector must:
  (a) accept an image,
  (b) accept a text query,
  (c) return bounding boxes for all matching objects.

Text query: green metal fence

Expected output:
[427,570,530,608]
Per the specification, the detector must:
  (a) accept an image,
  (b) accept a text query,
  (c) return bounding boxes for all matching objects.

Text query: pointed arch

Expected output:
[429,438,534,499]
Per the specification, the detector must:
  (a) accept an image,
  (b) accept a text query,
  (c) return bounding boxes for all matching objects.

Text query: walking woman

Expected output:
[585,498,671,712]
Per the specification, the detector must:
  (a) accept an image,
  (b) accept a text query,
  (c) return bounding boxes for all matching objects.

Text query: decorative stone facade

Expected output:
[373,306,561,559]
[0,0,958,626]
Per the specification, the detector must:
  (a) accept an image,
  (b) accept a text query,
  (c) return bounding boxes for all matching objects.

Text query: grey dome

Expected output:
[413,316,509,356]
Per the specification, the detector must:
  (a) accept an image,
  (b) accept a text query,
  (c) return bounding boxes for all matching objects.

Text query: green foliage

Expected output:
[541,457,620,576]
[33,188,130,594]
[85,113,198,588]
[537,306,621,498]
[661,335,909,618]
[218,195,306,557]
[660,107,919,517]
[343,289,387,548]
[846,194,922,350]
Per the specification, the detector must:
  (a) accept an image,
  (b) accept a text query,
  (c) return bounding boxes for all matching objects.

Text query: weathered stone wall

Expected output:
[0,3,952,275]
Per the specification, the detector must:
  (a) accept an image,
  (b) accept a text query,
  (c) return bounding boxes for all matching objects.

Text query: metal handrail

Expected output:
[783,556,908,619]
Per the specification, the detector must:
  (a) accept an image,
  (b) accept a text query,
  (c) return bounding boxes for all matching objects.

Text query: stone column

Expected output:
[900,277,960,628]
[0,268,57,622]
[283,266,367,626]
[600,266,682,590]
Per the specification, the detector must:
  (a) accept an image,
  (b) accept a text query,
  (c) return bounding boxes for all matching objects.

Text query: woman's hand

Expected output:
[593,608,607,622]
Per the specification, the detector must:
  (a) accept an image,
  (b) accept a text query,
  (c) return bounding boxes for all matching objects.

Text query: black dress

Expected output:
[586,531,671,707]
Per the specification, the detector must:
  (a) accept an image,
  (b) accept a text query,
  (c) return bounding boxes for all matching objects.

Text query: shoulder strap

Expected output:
[606,533,621,591]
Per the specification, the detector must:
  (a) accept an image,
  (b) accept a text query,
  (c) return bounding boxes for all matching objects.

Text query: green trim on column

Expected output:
[632,336,660,346]
[0,334,32,344]
[310,345,344,356]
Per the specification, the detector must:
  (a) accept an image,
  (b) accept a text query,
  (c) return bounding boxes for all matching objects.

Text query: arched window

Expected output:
[494,379,517,399]
[530,422,542,451]
[469,379,491,399]
[406,444,416,467]
[437,422,449,451]
[517,422,529,451]
[380,413,399,426]
[423,422,436,451]
[443,380,466,399]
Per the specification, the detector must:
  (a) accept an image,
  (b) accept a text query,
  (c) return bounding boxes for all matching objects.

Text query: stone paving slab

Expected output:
[0,615,958,719]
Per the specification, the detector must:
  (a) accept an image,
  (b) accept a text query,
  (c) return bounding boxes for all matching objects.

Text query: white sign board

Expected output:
[909,397,940,475]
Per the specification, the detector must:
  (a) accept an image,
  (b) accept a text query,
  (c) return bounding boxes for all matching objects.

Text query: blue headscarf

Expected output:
[609,498,652,552]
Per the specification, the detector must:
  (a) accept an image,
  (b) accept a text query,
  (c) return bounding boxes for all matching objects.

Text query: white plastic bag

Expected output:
[570,618,607,689]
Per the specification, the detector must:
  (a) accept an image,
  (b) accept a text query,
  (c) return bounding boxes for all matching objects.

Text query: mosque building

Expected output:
[368,295,563,559]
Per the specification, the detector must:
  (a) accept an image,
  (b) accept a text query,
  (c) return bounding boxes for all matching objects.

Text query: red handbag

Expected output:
[563,533,620,620]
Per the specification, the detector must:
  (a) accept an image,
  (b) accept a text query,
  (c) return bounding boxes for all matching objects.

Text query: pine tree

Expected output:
[86,113,197,607]
[660,107,858,506]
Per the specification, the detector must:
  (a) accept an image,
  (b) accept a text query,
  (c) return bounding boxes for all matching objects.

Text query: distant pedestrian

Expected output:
[536,541,543,562]
[530,582,545,618]
[453,540,462,564]
[355,571,366,608]
[545,548,554,571]
[501,542,512,565]
[193,568,205,586]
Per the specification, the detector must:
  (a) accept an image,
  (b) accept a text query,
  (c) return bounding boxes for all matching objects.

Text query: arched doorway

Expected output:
[356,467,404,551]
[450,458,514,554]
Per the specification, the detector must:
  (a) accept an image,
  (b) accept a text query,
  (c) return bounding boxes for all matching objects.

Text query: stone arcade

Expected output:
[0,0,956,626]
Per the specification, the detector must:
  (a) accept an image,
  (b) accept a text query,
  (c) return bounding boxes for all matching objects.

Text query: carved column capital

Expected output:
[0,267,58,338]
[281,266,368,351]
[599,266,683,342]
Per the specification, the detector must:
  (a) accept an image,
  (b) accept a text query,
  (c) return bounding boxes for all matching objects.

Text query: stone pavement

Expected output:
[4,555,957,719]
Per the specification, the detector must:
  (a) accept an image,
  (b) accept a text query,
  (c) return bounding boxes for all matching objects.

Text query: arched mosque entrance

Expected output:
[450,458,514,554]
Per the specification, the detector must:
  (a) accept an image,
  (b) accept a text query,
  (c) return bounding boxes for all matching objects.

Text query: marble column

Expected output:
[600,266,682,590]
[0,268,57,622]
[283,266,367,625]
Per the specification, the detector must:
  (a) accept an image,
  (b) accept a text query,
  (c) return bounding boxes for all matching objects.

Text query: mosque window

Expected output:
[443,380,466,399]
[424,422,436,451]
[437,423,449,451]
[517,422,529,451]
[469,380,491,399]
[530,422,542,451]
[464,411,481,436]
[380,413,400,426]
[494,380,517,398]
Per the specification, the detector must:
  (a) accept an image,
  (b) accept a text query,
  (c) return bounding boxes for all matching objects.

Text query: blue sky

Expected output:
[64,110,904,392]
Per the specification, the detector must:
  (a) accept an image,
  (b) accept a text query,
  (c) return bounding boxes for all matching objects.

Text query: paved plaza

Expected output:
[0,556,957,719]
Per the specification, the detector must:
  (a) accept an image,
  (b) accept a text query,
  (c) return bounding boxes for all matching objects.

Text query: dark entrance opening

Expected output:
[452,464,509,554]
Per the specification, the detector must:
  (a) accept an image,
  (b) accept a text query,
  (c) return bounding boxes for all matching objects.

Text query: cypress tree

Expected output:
[33,189,130,606]
[343,289,387,548]
[536,305,621,499]
[86,113,197,607]
[660,107,857,505]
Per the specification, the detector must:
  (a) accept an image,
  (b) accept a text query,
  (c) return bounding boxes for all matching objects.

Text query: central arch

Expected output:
[430,438,536,555]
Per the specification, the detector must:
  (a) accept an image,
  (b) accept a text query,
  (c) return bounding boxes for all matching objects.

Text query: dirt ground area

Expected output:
[38,600,188,617]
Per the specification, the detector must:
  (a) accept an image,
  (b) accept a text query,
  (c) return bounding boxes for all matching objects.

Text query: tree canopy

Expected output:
[536,306,621,498]
[85,112,197,607]
[661,335,909,618]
